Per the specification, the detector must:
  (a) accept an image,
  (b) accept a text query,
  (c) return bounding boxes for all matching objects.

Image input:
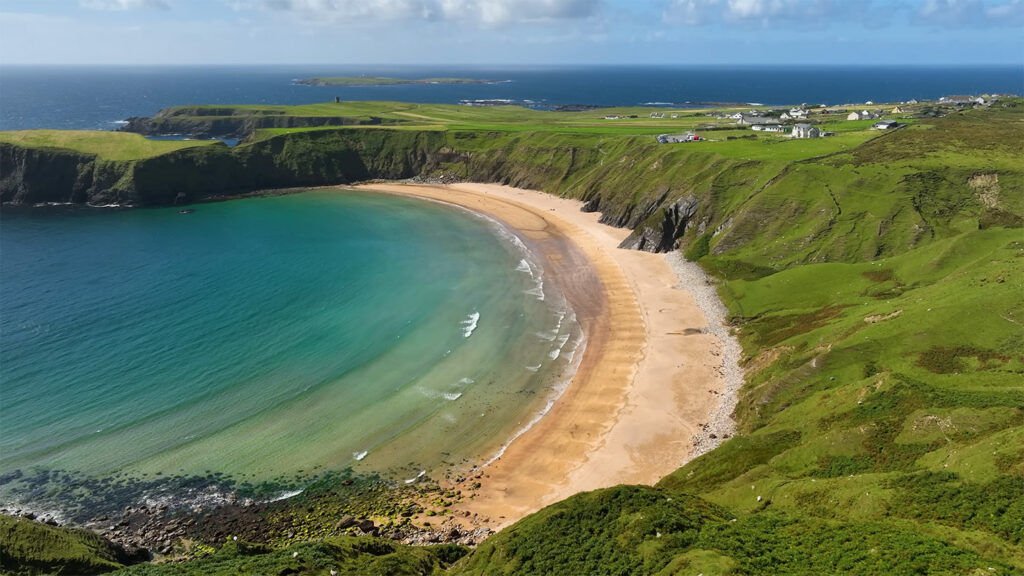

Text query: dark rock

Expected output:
[618,195,699,253]
[335,515,357,530]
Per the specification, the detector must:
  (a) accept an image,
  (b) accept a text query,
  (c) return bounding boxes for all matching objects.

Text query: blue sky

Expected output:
[1,0,1022,65]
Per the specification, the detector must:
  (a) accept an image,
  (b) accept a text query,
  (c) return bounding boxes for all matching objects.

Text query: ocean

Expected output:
[0,64,1020,131]
[0,191,582,512]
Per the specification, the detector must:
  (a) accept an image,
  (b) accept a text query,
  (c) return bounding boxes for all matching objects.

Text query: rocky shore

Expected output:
[664,252,744,458]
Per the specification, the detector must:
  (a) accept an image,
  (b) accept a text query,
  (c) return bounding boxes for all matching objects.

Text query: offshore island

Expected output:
[1,96,1023,575]
[294,77,498,86]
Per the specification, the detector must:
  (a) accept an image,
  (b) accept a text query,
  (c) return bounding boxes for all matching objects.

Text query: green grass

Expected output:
[111,536,463,576]
[140,100,902,141]
[0,516,142,575]
[0,130,218,160]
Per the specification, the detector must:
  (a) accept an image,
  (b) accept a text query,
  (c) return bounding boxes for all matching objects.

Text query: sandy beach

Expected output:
[352,182,739,531]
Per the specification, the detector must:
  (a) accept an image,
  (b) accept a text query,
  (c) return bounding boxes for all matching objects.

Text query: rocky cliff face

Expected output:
[618,195,699,252]
[0,143,141,205]
[0,129,714,253]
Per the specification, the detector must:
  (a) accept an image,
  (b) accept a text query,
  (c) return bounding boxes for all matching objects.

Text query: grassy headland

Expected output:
[0,130,218,161]
[1,98,1022,574]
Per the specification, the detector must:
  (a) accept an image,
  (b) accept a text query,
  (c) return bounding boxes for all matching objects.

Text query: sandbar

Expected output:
[351,182,733,531]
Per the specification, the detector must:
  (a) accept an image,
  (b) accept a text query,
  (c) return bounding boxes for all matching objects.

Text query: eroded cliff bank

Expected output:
[1,128,735,253]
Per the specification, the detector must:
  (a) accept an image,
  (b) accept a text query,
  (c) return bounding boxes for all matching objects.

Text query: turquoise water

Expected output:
[0,190,580,490]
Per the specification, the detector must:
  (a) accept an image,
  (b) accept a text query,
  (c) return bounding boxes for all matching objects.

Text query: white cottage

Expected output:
[792,123,820,139]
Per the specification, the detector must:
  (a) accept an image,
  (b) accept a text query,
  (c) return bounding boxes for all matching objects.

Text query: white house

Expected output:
[846,111,861,121]
[740,115,781,127]
[872,120,898,130]
[792,123,820,139]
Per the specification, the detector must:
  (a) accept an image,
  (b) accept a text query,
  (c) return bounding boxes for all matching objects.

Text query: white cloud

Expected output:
[664,0,852,26]
[80,0,169,9]
[918,0,1024,26]
[237,0,602,26]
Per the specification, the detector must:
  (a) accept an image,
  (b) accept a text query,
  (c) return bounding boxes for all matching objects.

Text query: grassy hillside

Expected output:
[456,103,1024,573]
[111,537,465,576]
[1,101,1021,575]
[0,516,146,575]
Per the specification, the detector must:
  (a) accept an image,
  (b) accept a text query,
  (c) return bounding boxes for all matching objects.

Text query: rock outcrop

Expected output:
[618,195,699,252]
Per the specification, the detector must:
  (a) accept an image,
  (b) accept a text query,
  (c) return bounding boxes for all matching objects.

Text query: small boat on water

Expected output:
[178,209,194,214]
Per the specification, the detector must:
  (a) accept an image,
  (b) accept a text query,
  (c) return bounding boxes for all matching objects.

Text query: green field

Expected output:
[0,130,219,161]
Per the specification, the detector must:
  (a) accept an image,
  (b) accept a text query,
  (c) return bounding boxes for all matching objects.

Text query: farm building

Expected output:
[792,123,820,139]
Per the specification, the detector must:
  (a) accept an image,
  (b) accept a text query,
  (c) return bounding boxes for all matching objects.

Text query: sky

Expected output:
[0,0,1022,65]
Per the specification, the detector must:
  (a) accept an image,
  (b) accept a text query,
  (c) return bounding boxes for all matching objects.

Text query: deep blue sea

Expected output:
[1,64,1021,131]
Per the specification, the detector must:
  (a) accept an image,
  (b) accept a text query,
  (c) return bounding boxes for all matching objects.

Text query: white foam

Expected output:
[460,312,480,338]
[562,332,585,365]
[353,450,368,461]
[525,364,542,372]
[525,278,545,301]
[458,377,475,385]
[477,330,588,471]
[443,392,462,401]
[548,348,560,360]
[270,489,304,502]
[516,259,535,277]
[404,470,426,484]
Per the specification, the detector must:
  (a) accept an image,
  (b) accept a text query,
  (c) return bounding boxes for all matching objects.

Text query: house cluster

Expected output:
[847,109,881,121]
[939,94,1016,107]
[724,108,834,139]
[649,112,680,119]
[657,131,701,143]
[940,95,988,106]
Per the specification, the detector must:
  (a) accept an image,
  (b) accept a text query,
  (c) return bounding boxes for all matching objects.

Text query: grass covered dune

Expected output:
[1,99,1022,575]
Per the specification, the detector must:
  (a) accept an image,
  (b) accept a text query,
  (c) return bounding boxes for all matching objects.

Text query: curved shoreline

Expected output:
[353,182,742,532]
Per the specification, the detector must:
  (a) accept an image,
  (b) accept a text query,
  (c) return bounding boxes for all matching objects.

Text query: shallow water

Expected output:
[0,190,581,496]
